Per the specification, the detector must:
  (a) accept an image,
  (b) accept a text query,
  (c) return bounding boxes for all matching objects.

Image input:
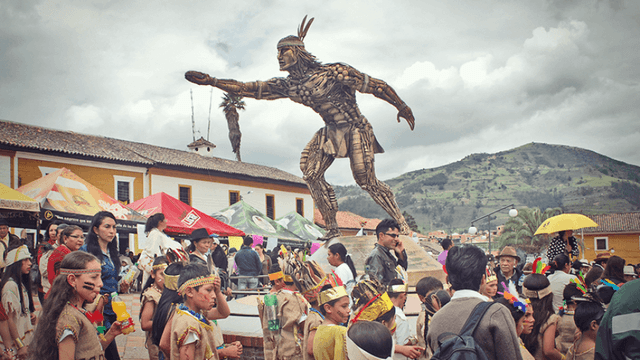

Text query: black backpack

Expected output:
[431,301,495,360]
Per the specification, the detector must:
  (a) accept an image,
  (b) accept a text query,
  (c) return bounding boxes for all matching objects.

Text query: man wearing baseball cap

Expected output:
[493,246,524,296]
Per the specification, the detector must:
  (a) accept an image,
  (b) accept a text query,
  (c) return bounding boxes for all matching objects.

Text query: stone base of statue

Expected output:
[309,235,445,287]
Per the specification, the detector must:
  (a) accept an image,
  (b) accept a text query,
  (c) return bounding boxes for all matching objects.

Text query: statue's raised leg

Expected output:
[349,128,411,234]
[300,132,342,241]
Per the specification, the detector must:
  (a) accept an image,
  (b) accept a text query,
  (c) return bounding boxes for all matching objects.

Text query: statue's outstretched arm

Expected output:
[185,71,286,100]
[347,67,415,130]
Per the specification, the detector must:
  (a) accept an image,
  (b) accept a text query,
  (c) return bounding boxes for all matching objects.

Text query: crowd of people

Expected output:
[0,214,638,360]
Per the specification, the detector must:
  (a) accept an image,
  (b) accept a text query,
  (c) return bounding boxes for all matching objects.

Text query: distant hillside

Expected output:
[334,143,640,234]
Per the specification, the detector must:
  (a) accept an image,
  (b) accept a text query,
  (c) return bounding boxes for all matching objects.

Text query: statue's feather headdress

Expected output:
[278,15,315,48]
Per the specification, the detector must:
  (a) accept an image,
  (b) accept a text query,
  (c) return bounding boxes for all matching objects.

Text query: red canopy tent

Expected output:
[128,192,244,237]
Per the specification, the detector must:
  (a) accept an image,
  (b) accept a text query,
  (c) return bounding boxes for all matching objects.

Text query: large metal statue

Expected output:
[186,16,415,239]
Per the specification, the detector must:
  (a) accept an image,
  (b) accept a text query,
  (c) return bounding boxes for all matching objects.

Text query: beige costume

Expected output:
[533,314,561,360]
[56,304,105,360]
[565,341,595,360]
[141,286,163,360]
[303,310,324,360]
[415,310,433,360]
[258,289,309,360]
[1,280,34,348]
[170,308,220,360]
[556,313,577,355]
[520,338,536,360]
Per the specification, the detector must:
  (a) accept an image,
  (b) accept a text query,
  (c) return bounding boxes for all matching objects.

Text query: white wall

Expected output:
[0,154,10,187]
[151,174,314,220]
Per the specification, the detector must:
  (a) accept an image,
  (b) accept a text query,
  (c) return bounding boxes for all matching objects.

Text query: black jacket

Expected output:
[365,243,408,285]
[493,265,524,296]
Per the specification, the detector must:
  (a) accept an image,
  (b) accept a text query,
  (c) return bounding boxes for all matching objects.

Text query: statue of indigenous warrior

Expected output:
[185,16,415,239]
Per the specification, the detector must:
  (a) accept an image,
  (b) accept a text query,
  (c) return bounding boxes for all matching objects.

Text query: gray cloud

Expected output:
[1,0,639,187]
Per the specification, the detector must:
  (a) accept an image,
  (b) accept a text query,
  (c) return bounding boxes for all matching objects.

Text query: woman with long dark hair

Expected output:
[140,213,172,286]
[80,211,123,360]
[601,255,626,285]
[0,245,35,358]
[522,272,563,360]
[28,251,123,360]
[327,243,357,286]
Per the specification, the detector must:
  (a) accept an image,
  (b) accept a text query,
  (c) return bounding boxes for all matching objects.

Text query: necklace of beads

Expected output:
[309,307,325,320]
[178,303,210,326]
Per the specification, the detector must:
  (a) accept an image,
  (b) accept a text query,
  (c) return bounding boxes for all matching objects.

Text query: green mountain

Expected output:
[334,143,640,234]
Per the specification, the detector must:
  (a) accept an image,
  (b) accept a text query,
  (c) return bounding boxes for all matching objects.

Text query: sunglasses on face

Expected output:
[385,233,400,238]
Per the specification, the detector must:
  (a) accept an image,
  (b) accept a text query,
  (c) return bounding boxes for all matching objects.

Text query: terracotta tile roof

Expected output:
[0,120,306,186]
[582,212,640,234]
[314,208,382,230]
[188,137,216,148]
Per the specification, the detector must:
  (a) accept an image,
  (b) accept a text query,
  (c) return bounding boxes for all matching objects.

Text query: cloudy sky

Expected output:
[1,0,639,185]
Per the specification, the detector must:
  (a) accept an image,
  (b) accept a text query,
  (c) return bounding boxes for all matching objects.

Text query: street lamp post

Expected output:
[468,204,518,254]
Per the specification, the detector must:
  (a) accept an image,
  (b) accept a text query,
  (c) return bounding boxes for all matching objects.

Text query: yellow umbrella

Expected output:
[534,214,598,235]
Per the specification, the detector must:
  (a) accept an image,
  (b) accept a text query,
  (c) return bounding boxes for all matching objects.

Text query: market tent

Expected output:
[0,183,39,229]
[17,168,145,234]
[129,192,245,237]
[276,211,326,241]
[212,200,305,245]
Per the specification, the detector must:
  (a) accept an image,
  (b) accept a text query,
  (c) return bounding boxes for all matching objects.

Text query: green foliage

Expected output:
[495,207,562,252]
[402,211,419,232]
[422,173,449,187]
[332,143,640,233]
[611,182,640,207]
[514,190,563,210]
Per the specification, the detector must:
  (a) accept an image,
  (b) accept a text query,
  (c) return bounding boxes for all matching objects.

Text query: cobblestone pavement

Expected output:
[35,292,150,360]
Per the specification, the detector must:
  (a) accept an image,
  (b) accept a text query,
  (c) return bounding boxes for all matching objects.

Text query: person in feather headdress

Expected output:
[258,264,310,360]
[185,15,416,240]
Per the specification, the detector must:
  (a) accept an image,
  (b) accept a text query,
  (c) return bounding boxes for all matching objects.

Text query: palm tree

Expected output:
[220,92,246,161]
[496,207,562,253]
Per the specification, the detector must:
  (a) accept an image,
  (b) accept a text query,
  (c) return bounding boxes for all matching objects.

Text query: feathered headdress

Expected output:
[166,248,189,264]
[350,279,394,324]
[601,279,620,291]
[570,272,588,295]
[486,266,497,283]
[317,271,347,306]
[532,257,550,274]
[278,15,315,48]
[498,281,529,313]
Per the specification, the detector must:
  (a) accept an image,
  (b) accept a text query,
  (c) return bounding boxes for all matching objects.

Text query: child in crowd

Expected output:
[152,262,184,353]
[29,251,123,359]
[0,245,35,358]
[565,300,604,360]
[259,264,309,360]
[495,282,535,360]
[140,256,168,360]
[169,263,220,360]
[556,283,583,355]
[522,259,564,360]
[388,279,424,360]
[313,283,351,360]
[414,276,443,360]
[346,321,395,360]
[291,260,331,360]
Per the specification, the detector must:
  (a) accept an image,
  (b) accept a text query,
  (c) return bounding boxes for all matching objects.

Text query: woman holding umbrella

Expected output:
[537,214,598,263]
[547,230,580,265]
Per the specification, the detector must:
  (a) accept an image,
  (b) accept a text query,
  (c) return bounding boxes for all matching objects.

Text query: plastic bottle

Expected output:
[122,263,140,284]
[110,292,135,334]
[263,293,280,332]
